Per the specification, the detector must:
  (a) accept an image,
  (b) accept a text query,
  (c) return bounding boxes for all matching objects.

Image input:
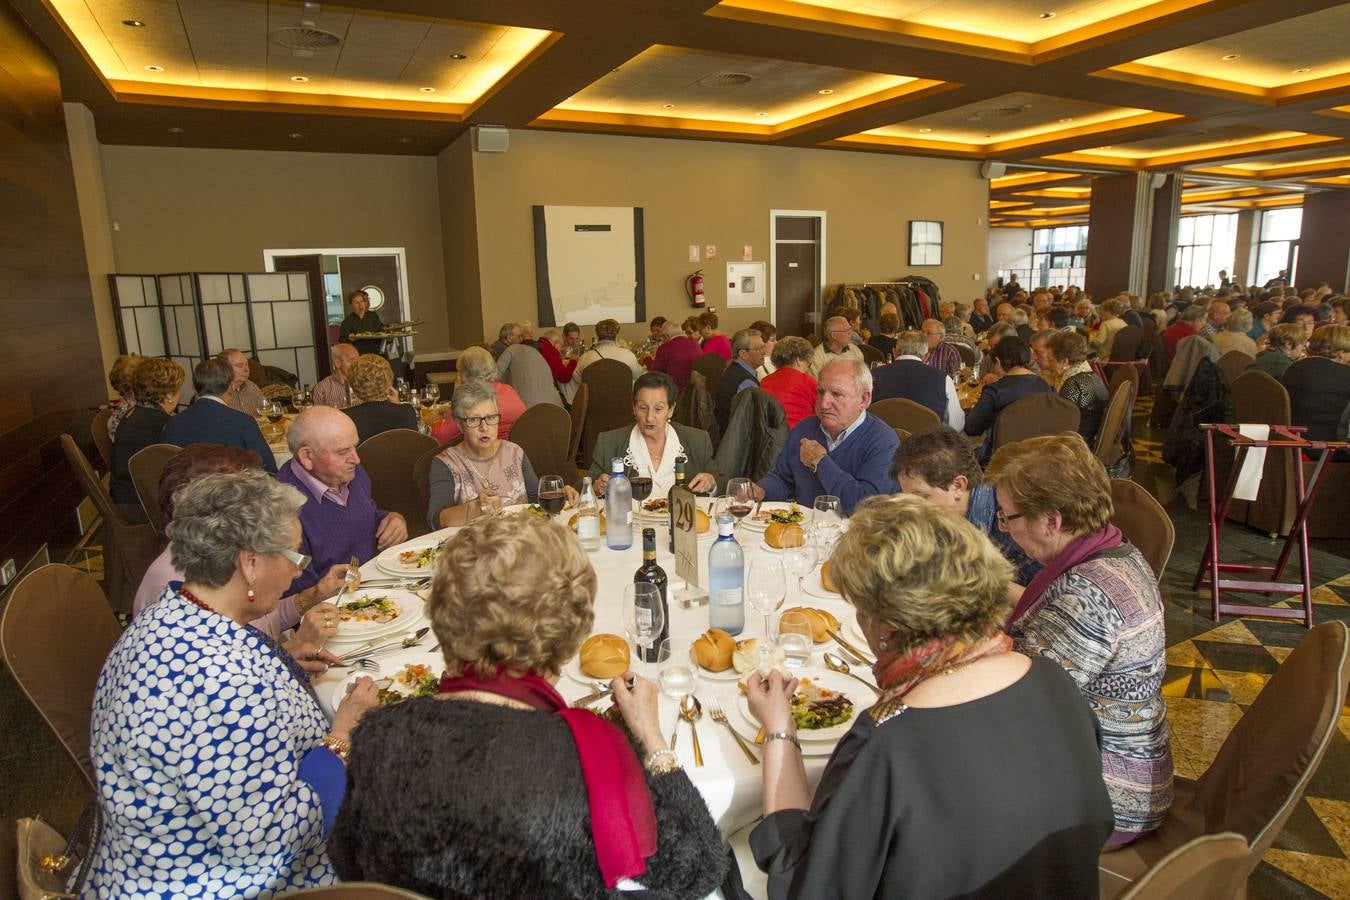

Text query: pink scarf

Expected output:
[1007,525,1123,628]
[438,666,657,888]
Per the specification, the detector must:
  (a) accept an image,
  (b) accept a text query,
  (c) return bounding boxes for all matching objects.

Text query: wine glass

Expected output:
[813,495,842,548]
[628,464,653,503]
[781,539,818,602]
[746,557,786,643]
[657,638,697,700]
[538,476,566,516]
[726,478,754,521]
[424,382,440,404]
[623,582,665,676]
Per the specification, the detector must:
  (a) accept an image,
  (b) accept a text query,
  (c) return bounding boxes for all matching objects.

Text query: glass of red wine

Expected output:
[629,464,653,503]
[538,476,567,516]
[726,477,754,521]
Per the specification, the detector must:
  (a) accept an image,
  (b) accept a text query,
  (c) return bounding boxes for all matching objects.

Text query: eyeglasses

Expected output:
[455,413,502,429]
[995,509,1026,531]
[275,548,311,569]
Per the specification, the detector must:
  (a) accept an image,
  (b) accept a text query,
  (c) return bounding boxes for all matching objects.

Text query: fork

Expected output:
[707,698,759,765]
[330,658,382,672]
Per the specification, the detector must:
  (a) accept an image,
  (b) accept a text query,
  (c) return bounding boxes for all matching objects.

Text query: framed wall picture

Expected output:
[908,220,943,266]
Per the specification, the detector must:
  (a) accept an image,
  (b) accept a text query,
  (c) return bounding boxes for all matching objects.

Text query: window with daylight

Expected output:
[1173,214,1238,289]
[1030,225,1088,289]
[1254,207,1303,287]
[908,220,943,266]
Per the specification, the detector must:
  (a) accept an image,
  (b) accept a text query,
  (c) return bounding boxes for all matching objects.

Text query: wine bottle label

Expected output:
[637,608,653,631]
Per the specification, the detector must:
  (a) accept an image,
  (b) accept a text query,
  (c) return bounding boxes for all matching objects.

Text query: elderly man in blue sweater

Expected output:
[749,357,899,513]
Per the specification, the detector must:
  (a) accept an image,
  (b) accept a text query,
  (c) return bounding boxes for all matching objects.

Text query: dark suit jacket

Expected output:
[160,396,278,473]
[346,400,420,445]
[585,422,719,489]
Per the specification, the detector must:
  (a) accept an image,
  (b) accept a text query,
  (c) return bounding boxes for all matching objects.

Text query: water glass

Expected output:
[658,638,697,699]
[424,383,441,404]
[813,495,843,548]
[746,557,786,641]
[623,582,665,675]
[777,611,814,668]
[781,541,818,601]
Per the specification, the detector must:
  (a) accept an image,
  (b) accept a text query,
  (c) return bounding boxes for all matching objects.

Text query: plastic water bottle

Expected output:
[707,514,745,635]
[605,458,633,550]
[576,477,602,552]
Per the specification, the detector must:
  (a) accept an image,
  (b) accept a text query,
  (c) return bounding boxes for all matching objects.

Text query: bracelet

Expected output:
[321,735,351,765]
[643,748,682,775]
[764,731,801,751]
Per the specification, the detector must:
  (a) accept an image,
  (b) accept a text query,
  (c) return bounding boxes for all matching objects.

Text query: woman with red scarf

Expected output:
[329,513,727,897]
[747,496,1113,897]
[986,433,1172,848]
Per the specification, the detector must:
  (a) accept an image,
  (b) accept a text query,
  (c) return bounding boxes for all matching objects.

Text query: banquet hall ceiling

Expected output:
[14,0,1350,228]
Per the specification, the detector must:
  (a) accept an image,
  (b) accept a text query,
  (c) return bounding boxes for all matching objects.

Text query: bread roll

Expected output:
[782,606,840,642]
[693,628,735,671]
[695,508,711,534]
[567,511,606,535]
[732,638,760,674]
[820,560,836,593]
[764,521,805,549]
[579,633,629,678]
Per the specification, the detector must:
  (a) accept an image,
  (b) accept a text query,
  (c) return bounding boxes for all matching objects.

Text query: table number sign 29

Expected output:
[670,485,707,608]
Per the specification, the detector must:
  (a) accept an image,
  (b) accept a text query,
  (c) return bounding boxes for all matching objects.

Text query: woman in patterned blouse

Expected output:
[1045,330,1109,448]
[87,470,377,897]
[986,434,1172,847]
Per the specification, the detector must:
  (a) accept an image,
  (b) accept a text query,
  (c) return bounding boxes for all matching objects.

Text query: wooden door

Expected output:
[774,215,821,339]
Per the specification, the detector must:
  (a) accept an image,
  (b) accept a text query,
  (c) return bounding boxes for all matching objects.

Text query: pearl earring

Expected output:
[246,589,255,603]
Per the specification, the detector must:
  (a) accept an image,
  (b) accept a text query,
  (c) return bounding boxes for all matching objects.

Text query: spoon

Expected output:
[680,695,704,768]
[823,652,882,696]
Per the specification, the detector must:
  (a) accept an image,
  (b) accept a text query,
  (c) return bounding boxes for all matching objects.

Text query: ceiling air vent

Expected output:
[698,72,754,87]
[269,27,343,51]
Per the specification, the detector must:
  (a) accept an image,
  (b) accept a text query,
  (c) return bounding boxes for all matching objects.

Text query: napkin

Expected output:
[1232,424,1270,502]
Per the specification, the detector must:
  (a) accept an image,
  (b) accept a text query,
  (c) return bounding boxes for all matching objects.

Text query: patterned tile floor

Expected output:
[3,395,1348,897]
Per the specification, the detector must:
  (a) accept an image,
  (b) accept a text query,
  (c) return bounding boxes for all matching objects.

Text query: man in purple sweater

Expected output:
[750,358,899,513]
[278,407,408,593]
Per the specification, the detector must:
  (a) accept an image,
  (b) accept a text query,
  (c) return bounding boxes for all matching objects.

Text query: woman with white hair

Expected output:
[432,345,527,442]
[88,470,377,896]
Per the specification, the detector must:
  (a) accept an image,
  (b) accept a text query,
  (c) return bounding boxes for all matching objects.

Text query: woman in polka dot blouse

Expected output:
[87,470,378,898]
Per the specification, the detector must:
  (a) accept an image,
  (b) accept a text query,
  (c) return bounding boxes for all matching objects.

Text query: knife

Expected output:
[570,685,613,707]
[827,628,875,667]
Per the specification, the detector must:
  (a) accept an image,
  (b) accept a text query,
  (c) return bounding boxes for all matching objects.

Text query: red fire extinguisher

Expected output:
[685,270,706,308]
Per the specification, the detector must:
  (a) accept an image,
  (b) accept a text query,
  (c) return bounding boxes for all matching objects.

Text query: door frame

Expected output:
[262,246,412,324]
[769,209,827,332]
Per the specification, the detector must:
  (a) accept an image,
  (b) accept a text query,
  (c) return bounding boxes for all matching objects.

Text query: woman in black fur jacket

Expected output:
[329,513,728,899]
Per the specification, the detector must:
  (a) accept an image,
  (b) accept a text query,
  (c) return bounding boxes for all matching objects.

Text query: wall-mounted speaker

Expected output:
[980,161,1007,180]
[473,125,509,153]
[1149,172,1168,190]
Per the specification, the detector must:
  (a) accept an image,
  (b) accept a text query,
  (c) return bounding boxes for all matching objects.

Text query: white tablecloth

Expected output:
[312,511,862,854]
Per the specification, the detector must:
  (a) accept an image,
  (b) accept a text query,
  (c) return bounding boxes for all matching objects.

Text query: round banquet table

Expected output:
[312,505,867,897]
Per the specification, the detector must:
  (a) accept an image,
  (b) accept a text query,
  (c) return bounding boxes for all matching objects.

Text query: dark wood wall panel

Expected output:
[1298,192,1350,292]
[1085,174,1139,302]
[0,0,105,573]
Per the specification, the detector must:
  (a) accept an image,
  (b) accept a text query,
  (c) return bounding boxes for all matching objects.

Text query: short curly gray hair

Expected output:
[452,381,497,419]
[166,471,306,588]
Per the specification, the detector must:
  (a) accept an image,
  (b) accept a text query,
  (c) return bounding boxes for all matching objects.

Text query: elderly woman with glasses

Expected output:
[428,382,575,528]
[88,470,378,897]
[330,513,728,897]
[986,434,1171,848]
[747,495,1113,897]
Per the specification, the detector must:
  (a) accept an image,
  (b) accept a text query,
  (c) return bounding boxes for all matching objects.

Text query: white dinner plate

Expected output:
[563,643,646,687]
[801,570,841,600]
[844,615,870,650]
[331,588,423,642]
[740,502,804,532]
[329,661,440,712]
[735,668,870,743]
[697,662,742,682]
[375,539,447,577]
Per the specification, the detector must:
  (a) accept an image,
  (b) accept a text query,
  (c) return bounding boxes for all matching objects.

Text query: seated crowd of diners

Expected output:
[83,275,1345,897]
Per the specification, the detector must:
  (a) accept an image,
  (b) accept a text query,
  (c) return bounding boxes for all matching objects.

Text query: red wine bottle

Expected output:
[633,528,668,663]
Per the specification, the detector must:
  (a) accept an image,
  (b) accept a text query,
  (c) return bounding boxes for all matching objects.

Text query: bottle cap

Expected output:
[611,458,626,474]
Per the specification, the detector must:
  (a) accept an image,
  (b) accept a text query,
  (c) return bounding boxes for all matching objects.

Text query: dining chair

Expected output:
[1093,379,1135,470]
[60,434,161,616]
[1098,621,1350,898]
[0,564,124,795]
[692,351,727,400]
[358,429,439,540]
[989,393,1080,453]
[859,342,886,366]
[412,438,460,530]
[1226,370,1296,536]
[869,398,941,435]
[567,382,589,469]
[509,403,573,483]
[1108,479,1174,582]
[1117,833,1249,900]
[1214,351,1254,387]
[128,443,182,537]
[580,359,634,469]
[90,408,114,469]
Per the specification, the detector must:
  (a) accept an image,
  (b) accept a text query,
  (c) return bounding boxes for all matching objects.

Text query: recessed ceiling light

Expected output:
[167,127,184,134]
[450,53,467,60]
[419,86,436,93]
[917,127,933,133]
[755,112,768,117]
[818,89,834,95]
[1058,117,1074,123]
[1221,53,1241,61]
[1292,67,1311,74]
[397,137,413,143]
[288,132,303,139]
[662,103,676,109]
[122,19,145,27]
[1039,11,1056,18]
[290,75,309,82]
[144,65,164,72]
